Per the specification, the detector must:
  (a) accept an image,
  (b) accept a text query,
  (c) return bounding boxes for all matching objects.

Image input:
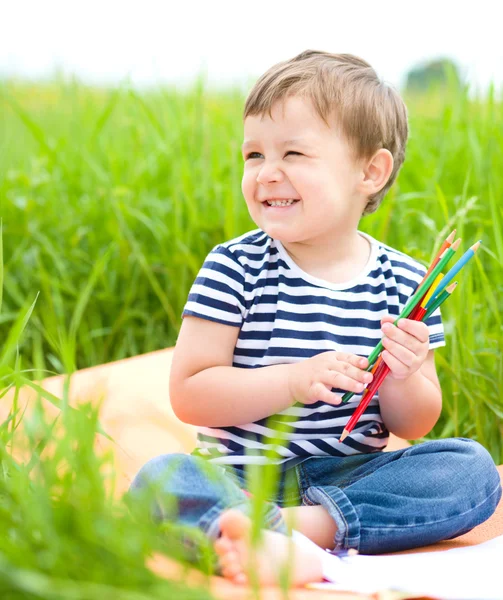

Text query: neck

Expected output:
[281,229,369,272]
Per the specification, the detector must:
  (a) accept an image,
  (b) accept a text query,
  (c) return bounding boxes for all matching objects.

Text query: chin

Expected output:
[260,225,301,243]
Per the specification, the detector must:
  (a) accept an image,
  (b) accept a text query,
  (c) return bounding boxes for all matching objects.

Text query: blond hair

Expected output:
[243,50,408,215]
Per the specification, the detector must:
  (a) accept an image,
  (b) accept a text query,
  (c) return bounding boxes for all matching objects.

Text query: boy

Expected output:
[129,51,501,587]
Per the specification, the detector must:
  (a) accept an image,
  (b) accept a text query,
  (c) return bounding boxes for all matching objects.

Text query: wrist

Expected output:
[379,367,423,395]
[286,362,302,404]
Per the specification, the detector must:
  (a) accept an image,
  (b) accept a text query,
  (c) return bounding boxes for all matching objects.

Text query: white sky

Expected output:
[1,0,502,93]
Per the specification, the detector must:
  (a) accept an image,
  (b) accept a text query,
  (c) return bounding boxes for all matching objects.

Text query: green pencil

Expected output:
[341,238,462,404]
[424,282,458,320]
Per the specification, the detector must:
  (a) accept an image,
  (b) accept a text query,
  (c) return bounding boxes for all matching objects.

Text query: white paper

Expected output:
[292,530,503,599]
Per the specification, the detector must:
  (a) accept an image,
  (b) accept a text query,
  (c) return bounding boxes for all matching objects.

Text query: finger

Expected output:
[381,334,416,366]
[382,321,423,354]
[380,315,396,325]
[309,381,342,405]
[333,352,369,370]
[397,318,430,343]
[381,350,409,378]
[326,373,366,396]
[326,363,373,391]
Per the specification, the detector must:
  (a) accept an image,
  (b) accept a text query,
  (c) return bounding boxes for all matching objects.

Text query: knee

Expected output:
[450,437,496,471]
[126,453,204,522]
[129,453,201,493]
[448,438,501,499]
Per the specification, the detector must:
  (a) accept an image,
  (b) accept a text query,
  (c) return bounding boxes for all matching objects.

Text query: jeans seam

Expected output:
[297,462,311,503]
[308,487,350,543]
[294,463,303,496]
[200,499,287,541]
[268,512,287,532]
[304,485,360,551]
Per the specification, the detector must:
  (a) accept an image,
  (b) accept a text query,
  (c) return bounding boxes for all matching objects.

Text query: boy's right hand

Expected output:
[288,351,374,406]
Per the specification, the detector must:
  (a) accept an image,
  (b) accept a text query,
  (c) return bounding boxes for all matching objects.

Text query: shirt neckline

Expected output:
[274,231,379,291]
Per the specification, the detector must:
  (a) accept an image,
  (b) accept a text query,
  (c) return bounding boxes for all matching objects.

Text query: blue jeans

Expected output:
[127,438,501,559]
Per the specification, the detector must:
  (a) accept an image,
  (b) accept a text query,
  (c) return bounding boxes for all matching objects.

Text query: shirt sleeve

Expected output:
[181,245,246,327]
[423,305,446,350]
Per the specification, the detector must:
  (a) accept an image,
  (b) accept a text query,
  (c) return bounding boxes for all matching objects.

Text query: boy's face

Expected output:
[241,95,367,245]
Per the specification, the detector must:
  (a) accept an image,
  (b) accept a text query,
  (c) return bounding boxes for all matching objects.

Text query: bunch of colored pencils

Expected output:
[339,230,481,443]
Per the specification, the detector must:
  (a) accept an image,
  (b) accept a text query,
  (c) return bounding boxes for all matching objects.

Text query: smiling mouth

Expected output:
[263,199,301,207]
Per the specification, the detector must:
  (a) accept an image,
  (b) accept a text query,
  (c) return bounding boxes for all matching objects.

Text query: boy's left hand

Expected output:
[380,315,429,380]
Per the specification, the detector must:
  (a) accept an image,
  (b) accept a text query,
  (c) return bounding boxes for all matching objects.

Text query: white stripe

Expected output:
[196,427,295,457]
[317,438,357,454]
[184,302,242,325]
[205,455,289,465]
[186,229,446,463]
[189,281,242,308]
[289,439,332,455]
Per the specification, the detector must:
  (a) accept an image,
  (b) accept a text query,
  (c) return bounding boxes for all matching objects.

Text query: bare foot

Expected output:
[213,508,324,587]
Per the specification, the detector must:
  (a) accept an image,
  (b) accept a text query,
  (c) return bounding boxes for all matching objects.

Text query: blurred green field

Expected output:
[0,76,502,466]
[0,75,502,599]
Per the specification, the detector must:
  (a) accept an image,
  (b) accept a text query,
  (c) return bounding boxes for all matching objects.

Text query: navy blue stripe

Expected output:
[186,293,241,316]
[246,308,388,325]
[182,310,241,327]
[192,276,243,305]
[290,439,347,456]
[184,230,445,464]
[238,328,376,344]
[197,262,243,288]
[254,403,369,426]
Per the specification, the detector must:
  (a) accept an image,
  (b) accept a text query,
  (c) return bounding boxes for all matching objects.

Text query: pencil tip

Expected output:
[446,230,457,243]
[446,282,458,293]
[471,240,482,252]
[451,238,462,250]
[340,430,349,443]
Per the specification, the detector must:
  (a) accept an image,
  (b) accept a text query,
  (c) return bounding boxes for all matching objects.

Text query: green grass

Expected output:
[0,395,219,599]
[0,74,502,598]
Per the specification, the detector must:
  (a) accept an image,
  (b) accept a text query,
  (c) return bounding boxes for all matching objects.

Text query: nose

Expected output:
[256,160,285,185]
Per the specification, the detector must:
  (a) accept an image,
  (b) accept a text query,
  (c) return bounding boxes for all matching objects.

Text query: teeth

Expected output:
[267,199,297,207]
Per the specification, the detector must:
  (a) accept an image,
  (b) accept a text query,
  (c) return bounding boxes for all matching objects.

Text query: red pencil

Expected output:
[339,361,389,442]
[339,293,437,443]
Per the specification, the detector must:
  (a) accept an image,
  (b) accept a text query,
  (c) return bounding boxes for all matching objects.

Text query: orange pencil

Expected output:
[408,229,456,319]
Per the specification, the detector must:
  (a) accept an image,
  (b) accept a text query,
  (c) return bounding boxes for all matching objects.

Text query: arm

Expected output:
[169,316,295,427]
[378,349,442,439]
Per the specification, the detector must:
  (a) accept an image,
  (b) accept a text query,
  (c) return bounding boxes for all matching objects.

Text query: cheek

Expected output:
[297,165,329,193]
[241,170,253,199]
[241,172,261,212]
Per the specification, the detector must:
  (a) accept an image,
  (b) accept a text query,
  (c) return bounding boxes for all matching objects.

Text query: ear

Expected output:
[358,148,394,197]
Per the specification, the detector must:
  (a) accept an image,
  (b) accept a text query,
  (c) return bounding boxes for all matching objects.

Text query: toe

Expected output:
[233,572,248,585]
[218,549,246,582]
[219,549,239,570]
[219,509,251,542]
[222,560,243,579]
[214,534,233,555]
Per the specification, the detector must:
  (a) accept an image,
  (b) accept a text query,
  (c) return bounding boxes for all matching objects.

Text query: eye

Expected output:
[244,151,302,160]
[245,152,262,160]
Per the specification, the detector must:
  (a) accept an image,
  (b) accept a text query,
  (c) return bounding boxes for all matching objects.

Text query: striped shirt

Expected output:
[182,228,445,467]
